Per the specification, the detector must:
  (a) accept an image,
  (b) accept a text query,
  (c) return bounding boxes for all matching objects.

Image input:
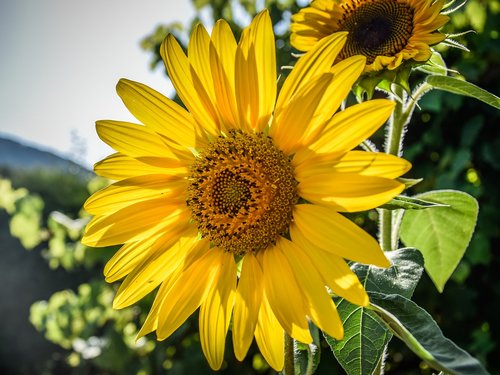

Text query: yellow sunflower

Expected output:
[82,10,411,371]
[291,0,450,72]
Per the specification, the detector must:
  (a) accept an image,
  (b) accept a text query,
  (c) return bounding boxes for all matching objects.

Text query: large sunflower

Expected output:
[82,10,411,371]
[291,0,449,72]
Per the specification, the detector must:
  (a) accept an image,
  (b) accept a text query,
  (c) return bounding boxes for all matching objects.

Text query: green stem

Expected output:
[284,332,295,375]
[372,345,387,375]
[385,89,406,157]
[379,87,404,251]
[379,208,394,251]
[305,346,315,375]
[386,82,432,156]
[380,83,433,251]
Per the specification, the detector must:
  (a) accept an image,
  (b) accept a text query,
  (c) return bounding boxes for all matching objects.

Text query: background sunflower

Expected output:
[290,0,450,71]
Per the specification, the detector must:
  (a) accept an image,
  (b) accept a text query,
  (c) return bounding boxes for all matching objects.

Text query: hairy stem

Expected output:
[380,83,433,250]
[378,208,394,251]
[284,332,295,375]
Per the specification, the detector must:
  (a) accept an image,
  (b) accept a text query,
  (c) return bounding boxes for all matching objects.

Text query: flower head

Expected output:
[291,0,450,72]
[83,10,411,371]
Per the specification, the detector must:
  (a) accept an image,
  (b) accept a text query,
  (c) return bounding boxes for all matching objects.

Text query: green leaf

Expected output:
[325,301,390,375]
[416,50,447,76]
[398,177,423,189]
[399,190,478,292]
[352,248,424,299]
[380,195,449,210]
[324,249,424,375]
[370,293,490,375]
[426,75,500,110]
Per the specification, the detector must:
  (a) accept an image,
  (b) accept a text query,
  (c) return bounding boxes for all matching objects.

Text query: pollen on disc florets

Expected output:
[338,0,414,64]
[187,130,298,255]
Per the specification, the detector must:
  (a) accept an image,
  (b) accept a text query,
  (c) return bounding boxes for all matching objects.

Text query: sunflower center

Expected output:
[338,0,414,64]
[187,130,298,255]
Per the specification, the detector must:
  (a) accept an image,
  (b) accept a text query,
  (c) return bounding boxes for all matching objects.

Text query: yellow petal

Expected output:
[298,172,405,212]
[235,10,276,131]
[96,120,183,162]
[137,238,210,339]
[161,34,218,135]
[255,292,284,372]
[93,153,188,181]
[278,237,343,339]
[292,204,390,267]
[116,79,200,148]
[84,175,186,215]
[199,251,237,370]
[211,20,238,128]
[270,72,333,154]
[309,100,395,154]
[291,232,369,306]
[103,223,191,283]
[156,247,224,340]
[113,227,199,308]
[276,32,347,113]
[136,275,169,338]
[319,54,365,114]
[188,24,216,104]
[211,20,237,91]
[235,37,258,132]
[232,254,263,361]
[249,10,276,131]
[260,243,312,344]
[295,150,411,180]
[274,56,367,153]
[104,236,159,283]
[82,200,189,247]
[209,25,238,130]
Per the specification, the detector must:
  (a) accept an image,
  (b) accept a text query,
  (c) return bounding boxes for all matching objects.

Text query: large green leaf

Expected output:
[351,248,424,299]
[370,293,489,375]
[325,300,390,375]
[426,75,500,110]
[399,190,478,292]
[324,249,424,375]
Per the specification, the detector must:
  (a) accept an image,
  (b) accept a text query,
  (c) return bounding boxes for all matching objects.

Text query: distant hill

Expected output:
[0,136,92,178]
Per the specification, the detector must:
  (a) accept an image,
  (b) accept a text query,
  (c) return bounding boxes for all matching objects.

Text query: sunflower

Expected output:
[82,10,411,371]
[291,0,450,72]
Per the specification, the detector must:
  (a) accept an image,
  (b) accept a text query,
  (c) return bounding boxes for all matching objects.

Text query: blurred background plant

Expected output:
[0,0,498,374]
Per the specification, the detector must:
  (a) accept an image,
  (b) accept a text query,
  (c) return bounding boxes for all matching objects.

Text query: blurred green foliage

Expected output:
[1,0,498,374]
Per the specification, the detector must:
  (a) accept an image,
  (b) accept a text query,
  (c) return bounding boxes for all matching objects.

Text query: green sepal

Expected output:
[380,195,449,210]
[369,292,490,375]
[354,62,414,100]
[416,50,447,76]
[398,177,423,189]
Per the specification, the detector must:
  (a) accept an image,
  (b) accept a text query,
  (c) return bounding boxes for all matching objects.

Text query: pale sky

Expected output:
[0,0,195,169]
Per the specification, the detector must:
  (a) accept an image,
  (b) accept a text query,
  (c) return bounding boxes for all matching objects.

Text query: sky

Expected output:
[0,0,195,169]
